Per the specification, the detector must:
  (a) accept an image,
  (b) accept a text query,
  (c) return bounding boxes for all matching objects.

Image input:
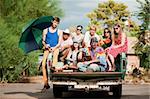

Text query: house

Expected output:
[126,37,140,71]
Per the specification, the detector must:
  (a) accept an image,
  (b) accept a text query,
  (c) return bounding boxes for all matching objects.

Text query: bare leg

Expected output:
[107,54,115,71]
[42,50,50,86]
[52,48,59,67]
[60,48,70,61]
[106,55,112,71]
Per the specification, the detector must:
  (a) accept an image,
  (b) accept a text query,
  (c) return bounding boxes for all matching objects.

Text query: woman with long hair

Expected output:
[99,28,112,49]
[106,24,128,71]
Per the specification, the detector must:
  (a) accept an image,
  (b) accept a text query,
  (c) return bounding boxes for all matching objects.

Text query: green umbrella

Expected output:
[19,16,54,53]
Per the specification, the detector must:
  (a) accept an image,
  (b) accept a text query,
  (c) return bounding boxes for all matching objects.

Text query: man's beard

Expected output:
[51,24,57,29]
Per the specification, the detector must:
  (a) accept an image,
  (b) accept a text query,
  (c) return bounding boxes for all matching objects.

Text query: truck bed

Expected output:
[51,72,123,80]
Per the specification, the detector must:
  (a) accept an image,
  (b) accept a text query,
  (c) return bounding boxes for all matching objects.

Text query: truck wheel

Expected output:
[53,85,63,98]
[113,84,122,97]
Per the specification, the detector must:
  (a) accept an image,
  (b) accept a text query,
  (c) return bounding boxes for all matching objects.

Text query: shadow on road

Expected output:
[4,88,52,99]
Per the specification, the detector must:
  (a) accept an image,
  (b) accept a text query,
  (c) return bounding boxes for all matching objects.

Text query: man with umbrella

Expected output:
[42,17,62,90]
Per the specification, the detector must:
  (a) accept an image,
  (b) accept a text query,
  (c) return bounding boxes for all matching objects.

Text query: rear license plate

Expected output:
[74,85,99,89]
[99,85,110,91]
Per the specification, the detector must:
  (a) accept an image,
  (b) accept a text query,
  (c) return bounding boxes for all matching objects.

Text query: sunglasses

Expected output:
[114,27,119,30]
[104,31,109,33]
[77,29,82,31]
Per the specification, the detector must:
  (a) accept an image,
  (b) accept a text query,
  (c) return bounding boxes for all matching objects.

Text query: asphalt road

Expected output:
[0,83,150,99]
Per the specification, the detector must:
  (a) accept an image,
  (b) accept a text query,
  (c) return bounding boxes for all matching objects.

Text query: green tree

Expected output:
[87,0,139,36]
[0,0,63,82]
[136,0,150,30]
[134,0,150,69]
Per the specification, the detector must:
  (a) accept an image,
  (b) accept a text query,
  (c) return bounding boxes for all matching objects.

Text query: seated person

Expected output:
[99,28,113,71]
[65,41,81,69]
[77,37,107,72]
[106,24,128,71]
[99,28,112,49]
[59,29,73,62]
[83,25,100,48]
[72,25,84,48]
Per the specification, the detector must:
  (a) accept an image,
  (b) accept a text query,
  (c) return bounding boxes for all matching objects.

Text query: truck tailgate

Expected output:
[51,72,123,80]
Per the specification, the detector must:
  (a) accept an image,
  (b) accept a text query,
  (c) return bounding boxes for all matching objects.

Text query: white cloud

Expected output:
[76,1,99,8]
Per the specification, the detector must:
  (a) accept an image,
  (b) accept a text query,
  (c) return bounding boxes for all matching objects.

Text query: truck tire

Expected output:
[53,85,63,98]
[112,84,122,97]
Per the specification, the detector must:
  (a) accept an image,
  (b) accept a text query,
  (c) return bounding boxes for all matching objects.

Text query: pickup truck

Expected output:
[50,53,127,98]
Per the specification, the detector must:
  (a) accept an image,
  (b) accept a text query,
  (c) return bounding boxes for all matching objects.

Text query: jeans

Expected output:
[77,62,106,72]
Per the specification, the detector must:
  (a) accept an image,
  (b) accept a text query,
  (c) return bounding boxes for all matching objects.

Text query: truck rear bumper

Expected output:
[52,81,122,86]
[52,81,122,91]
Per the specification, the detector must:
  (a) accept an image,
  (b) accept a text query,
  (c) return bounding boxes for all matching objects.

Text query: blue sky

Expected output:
[58,0,140,30]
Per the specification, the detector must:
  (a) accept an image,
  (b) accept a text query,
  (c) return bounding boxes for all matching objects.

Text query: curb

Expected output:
[17,76,43,83]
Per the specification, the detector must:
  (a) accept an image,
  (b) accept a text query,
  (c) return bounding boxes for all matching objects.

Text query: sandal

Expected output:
[41,84,50,92]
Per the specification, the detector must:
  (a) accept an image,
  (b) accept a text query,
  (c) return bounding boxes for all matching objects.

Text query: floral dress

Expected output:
[108,32,128,58]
